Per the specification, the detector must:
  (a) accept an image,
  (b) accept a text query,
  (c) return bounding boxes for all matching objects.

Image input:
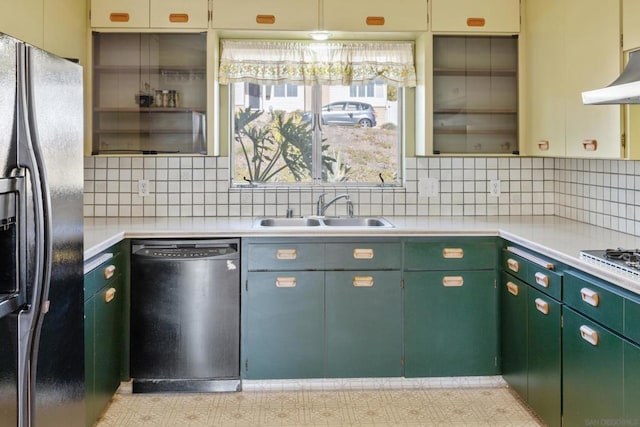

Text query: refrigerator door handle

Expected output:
[15,43,53,427]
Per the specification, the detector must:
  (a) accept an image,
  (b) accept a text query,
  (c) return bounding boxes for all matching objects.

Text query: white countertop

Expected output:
[84,215,640,295]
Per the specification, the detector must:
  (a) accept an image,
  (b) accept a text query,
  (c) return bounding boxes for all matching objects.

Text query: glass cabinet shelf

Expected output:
[91,32,207,155]
[433,35,519,155]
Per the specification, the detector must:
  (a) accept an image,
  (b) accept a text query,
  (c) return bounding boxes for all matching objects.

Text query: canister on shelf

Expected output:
[161,90,169,108]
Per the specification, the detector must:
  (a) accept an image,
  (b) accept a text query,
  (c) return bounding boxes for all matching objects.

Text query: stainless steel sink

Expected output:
[255,216,394,228]
[257,217,322,227]
[322,217,394,227]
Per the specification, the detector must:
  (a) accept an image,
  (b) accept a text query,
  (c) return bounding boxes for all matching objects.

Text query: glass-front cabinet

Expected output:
[432,35,518,154]
[91,32,207,155]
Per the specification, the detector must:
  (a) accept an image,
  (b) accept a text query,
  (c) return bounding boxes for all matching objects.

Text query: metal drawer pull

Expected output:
[580,325,599,346]
[366,16,385,26]
[582,139,598,151]
[537,140,550,151]
[580,288,600,307]
[353,276,374,287]
[103,264,116,280]
[109,12,130,22]
[276,249,297,260]
[442,248,464,259]
[169,13,189,23]
[506,246,555,269]
[104,287,116,303]
[275,277,297,288]
[353,248,374,259]
[507,258,519,272]
[256,14,276,24]
[535,298,549,315]
[506,281,519,296]
[534,272,550,288]
[443,276,464,287]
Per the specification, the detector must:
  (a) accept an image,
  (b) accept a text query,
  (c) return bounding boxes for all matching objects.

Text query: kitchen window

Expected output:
[219,40,416,186]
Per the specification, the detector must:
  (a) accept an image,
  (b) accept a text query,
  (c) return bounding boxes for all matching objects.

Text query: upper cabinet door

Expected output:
[211,0,319,30]
[623,0,640,51]
[150,0,209,29]
[323,0,428,32]
[431,0,520,33]
[91,0,149,28]
[0,0,43,47]
[564,0,622,158]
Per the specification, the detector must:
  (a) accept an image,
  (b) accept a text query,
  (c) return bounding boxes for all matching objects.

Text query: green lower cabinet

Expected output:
[527,288,561,427]
[563,307,623,426]
[84,296,97,427]
[84,276,123,427]
[245,271,324,379]
[404,270,498,377]
[499,274,527,399]
[624,341,640,422]
[325,271,402,378]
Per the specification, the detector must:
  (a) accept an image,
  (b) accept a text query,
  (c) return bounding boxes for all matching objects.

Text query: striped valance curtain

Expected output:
[218,39,417,87]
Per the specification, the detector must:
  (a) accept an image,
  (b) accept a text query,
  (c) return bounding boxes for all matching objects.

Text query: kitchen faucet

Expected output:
[316,193,354,217]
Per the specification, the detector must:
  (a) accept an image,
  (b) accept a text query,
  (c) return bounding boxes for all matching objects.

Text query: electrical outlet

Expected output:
[489,180,501,197]
[138,179,149,197]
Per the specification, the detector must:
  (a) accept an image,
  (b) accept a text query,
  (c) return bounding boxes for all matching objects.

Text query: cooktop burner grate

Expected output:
[580,249,640,281]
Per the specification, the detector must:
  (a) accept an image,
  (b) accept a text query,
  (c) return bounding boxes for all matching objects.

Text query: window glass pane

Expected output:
[232,83,313,184]
[320,83,399,184]
[231,82,400,185]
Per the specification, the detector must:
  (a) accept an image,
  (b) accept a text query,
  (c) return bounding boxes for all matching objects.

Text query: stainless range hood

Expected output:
[582,50,640,104]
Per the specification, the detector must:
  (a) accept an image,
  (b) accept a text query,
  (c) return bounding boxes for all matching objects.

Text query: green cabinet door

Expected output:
[246,271,324,379]
[624,341,640,422]
[326,271,402,378]
[93,278,124,419]
[563,307,623,426]
[499,274,528,399]
[84,294,97,427]
[405,270,498,377]
[527,288,561,427]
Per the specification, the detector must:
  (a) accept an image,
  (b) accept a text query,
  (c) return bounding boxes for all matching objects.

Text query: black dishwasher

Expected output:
[130,239,240,393]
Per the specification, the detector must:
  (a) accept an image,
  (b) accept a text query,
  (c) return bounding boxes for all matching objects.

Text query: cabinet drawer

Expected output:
[211,0,318,30]
[325,242,401,270]
[84,251,123,300]
[625,296,640,345]
[91,0,149,28]
[502,247,561,299]
[564,270,624,335]
[406,240,496,270]
[323,0,428,32]
[431,0,520,33]
[150,0,209,28]
[247,243,324,271]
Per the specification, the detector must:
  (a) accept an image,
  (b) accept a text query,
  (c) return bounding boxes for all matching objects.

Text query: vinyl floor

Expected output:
[96,382,543,426]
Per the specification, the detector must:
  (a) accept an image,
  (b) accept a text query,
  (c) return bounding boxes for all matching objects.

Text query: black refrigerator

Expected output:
[0,33,84,427]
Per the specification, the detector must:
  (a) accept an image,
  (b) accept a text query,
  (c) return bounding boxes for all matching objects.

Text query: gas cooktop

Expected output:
[580,249,640,281]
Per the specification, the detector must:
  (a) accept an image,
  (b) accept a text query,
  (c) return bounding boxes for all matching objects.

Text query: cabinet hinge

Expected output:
[561,314,563,328]
[494,356,498,367]
[401,357,405,367]
[621,33,624,49]
[622,133,626,150]
[245,279,248,292]
[245,358,249,373]
[401,278,404,289]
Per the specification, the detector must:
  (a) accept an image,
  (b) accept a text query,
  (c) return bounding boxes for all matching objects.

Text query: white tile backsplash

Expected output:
[83,155,640,235]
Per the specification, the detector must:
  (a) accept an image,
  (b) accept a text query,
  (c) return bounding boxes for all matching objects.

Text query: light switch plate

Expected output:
[138,179,149,197]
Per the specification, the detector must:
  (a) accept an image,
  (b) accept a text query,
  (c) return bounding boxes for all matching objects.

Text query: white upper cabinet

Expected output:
[524,0,622,158]
[91,0,208,29]
[623,0,640,51]
[431,0,520,33]
[91,0,149,28]
[524,0,566,157]
[0,0,44,47]
[564,0,621,158]
[150,0,209,29]
[323,0,428,32]
[211,0,319,31]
